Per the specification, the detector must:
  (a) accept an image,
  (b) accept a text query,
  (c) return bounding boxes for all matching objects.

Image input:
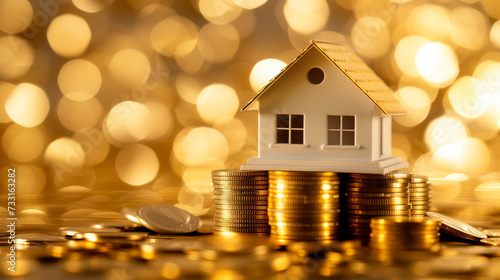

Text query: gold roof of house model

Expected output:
[241,40,408,115]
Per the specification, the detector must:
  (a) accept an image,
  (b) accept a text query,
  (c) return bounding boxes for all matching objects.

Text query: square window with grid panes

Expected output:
[276,114,304,144]
[328,115,355,146]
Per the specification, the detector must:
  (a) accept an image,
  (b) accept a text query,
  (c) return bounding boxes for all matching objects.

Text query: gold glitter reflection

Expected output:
[1,0,500,228]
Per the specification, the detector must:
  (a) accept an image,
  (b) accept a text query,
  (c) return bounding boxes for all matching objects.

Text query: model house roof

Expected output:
[241,40,408,115]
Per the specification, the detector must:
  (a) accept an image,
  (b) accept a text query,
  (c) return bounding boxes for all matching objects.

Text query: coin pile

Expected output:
[409,175,432,217]
[369,216,441,250]
[427,212,488,242]
[211,169,270,234]
[268,171,340,245]
[343,172,412,243]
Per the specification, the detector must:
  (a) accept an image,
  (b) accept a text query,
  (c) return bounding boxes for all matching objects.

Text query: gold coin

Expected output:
[409,182,431,188]
[214,209,268,216]
[268,208,339,215]
[270,229,338,236]
[214,213,269,219]
[83,232,148,242]
[212,175,269,181]
[410,200,431,206]
[348,171,413,179]
[213,184,268,190]
[427,212,487,241]
[411,175,428,183]
[213,226,270,233]
[348,209,410,216]
[213,189,269,196]
[409,187,431,193]
[59,226,121,238]
[346,181,409,188]
[410,205,431,210]
[213,179,269,185]
[347,178,410,184]
[211,169,268,176]
[269,181,340,188]
[344,192,408,199]
[370,216,440,226]
[268,221,339,227]
[212,194,268,201]
[214,216,269,222]
[214,222,270,228]
[215,204,269,210]
[480,238,500,246]
[269,193,339,200]
[214,200,268,206]
[268,203,340,210]
[344,186,409,193]
[269,188,339,195]
[269,170,338,177]
[345,197,409,205]
[346,204,410,210]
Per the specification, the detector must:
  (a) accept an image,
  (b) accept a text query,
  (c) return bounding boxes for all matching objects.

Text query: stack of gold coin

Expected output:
[268,171,340,245]
[212,169,270,235]
[343,172,412,243]
[409,175,432,217]
[369,216,441,250]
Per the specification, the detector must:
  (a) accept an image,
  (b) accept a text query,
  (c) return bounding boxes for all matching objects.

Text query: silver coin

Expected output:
[427,212,487,240]
[121,207,141,223]
[137,205,200,234]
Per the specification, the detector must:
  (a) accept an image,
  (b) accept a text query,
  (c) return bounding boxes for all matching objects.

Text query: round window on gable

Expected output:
[308,67,324,84]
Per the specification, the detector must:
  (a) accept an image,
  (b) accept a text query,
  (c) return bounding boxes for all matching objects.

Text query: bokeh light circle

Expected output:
[447,76,492,119]
[199,0,242,25]
[47,14,92,57]
[115,144,159,186]
[197,84,239,125]
[173,127,229,166]
[57,97,104,132]
[415,42,458,87]
[284,0,329,34]
[5,83,50,127]
[58,59,102,101]
[394,36,430,77]
[0,0,33,34]
[250,58,287,92]
[45,137,86,171]
[72,0,113,13]
[105,101,153,144]
[151,16,198,57]
[109,49,150,87]
[394,87,431,127]
[197,23,240,63]
[0,35,35,79]
[2,124,45,162]
[424,116,468,151]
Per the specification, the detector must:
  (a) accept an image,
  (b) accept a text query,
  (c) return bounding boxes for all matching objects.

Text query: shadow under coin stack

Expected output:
[268,171,340,245]
[369,216,441,251]
[409,175,432,217]
[211,169,270,235]
[343,172,412,244]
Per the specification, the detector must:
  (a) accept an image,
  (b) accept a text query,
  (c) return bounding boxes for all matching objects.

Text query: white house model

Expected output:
[240,40,409,174]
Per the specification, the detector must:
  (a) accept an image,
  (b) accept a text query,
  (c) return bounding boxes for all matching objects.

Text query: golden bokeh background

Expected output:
[1,0,500,227]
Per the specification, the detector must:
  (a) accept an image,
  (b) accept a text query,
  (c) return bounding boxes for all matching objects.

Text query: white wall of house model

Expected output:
[241,40,409,174]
